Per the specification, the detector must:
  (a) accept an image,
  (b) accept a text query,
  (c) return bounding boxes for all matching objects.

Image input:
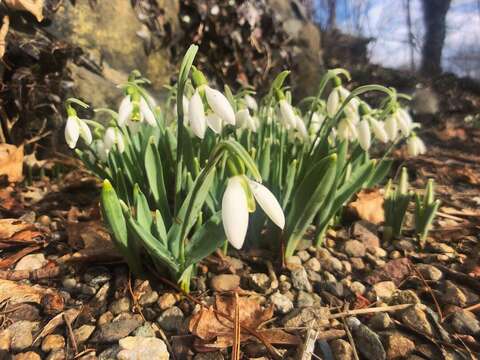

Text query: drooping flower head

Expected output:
[407,134,426,156]
[222,175,285,249]
[187,67,236,139]
[64,102,92,149]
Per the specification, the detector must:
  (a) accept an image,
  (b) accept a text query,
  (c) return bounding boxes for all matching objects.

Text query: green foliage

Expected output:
[414,179,441,246]
[383,167,412,241]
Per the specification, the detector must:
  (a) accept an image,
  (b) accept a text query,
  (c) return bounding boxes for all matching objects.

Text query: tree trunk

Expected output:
[420,0,452,76]
[327,0,336,29]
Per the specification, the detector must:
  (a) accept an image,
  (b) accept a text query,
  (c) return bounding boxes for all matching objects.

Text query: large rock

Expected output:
[48,0,177,106]
[267,0,323,100]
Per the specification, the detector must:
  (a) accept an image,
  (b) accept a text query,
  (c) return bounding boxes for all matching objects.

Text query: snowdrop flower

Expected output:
[104,127,125,153]
[206,113,223,134]
[407,135,426,156]
[65,116,92,149]
[396,108,413,136]
[118,95,156,128]
[295,116,309,141]
[357,119,371,151]
[204,86,236,126]
[222,176,285,249]
[188,90,207,139]
[369,118,389,143]
[244,94,258,112]
[327,86,355,118]
[278,99,298,129]
[385,114,399,141]
[91,139,109,162]
[236,109,257,132]
[337,117,358,142]
[309,111,325,135]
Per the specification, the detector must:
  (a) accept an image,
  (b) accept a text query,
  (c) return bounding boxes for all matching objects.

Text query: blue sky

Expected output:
[314,0,480,78]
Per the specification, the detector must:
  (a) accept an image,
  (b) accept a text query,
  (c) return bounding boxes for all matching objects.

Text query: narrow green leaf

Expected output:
[184,213,225,268]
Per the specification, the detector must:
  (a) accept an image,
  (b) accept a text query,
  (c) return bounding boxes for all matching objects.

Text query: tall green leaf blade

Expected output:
[285,154,337,256]
[134,184,153,230]
[144,139,171,225]
[184,213,226,268]
[101,180,142,274]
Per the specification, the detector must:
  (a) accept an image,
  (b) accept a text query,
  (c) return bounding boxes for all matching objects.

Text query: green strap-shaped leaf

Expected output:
[366,159,393,188]
[152,210,168,246]
[285,154,337,257]
[184,213,226,268]
[134,184,153,230]
[101,180,142,274]
[145,138,171,225]
[168,164,218,260]
[124,210,179,273]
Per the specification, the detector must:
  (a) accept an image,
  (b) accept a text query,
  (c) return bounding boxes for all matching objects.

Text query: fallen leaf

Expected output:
[189,295,274,346]
[4,0,44,22]
[0,279,52,304]
[0,219,44,249]
[66,220,112,250]
[0,16,9,58]
[0,144,24,182]
[349,189,385,224]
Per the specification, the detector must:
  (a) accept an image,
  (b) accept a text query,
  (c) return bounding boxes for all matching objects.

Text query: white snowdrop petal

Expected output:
[249,180,285,229]
[296,116,308,141]
[357,119,371,151]
[222,177,249,249]
[326,88,339,117]
[140,98,156,126]
[65,116,80,149]
[189,91,207,139]
[103,127,116,150]
[118,96,133,127]
[385,115,398,141]
[279,100,298,128]
[397,109,413,136]
[205,86,236,125]
[78,120,92,145]
[370,118,389,143]
[245,94,258,112]
[206,113,223,134]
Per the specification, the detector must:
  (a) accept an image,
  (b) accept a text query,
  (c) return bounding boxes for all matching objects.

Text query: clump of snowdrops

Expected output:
[64,45,426,290]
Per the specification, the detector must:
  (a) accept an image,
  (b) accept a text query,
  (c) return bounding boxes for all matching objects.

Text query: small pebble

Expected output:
[157,293,179,310]
[41,334,65,353]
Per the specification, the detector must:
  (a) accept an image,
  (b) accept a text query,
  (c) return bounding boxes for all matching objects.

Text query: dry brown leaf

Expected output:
[189,295,274,344]
[349,189,385,224]
[66,220,112,250]
[4,0,44,22]
[0,219,44,248]
[0,144,24,182]
[0,278,51,304]
[0,16,9,58]
[33,308,80,344]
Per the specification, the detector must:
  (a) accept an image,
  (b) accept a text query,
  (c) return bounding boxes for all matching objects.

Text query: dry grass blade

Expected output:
[33,308,80,344]
[328,303,413,320]
[232,292,241,360]
[342,317,360,360]
[297,326,318,360]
